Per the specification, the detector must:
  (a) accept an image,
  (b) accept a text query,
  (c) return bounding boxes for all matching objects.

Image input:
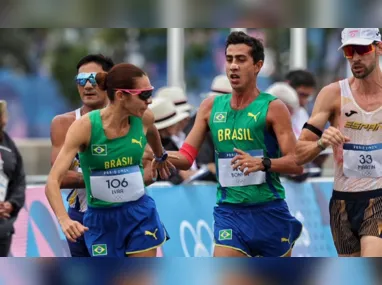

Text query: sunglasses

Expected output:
[75,72,97,87]
[115,87,154,101]
[342,44,375,59]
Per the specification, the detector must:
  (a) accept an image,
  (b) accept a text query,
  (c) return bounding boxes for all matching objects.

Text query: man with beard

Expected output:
[295,28,382,257]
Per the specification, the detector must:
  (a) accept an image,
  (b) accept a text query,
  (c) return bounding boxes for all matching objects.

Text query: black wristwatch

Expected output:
[261,157,271,172]
[154,148,168,163]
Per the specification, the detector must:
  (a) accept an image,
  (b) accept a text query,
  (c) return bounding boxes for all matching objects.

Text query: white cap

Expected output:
[155,86,193,114]
[265,82,299,112]
[149,98,189,130]
[338,28,381,50]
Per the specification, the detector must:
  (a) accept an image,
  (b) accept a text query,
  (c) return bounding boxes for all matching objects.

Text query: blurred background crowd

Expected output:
[1,28,348,138]
[0,25,381,284]
[1,28,358,183]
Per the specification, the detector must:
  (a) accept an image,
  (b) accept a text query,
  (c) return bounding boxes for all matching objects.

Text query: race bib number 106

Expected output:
[90,165,145,203]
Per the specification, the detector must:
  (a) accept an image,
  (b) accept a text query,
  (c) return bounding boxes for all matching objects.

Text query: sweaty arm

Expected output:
[46,118,90,223]
[295,84,339,165]
[50,115,85,189]
[167,97,213,170]
[142,145,155,186]
[267,99,304,175]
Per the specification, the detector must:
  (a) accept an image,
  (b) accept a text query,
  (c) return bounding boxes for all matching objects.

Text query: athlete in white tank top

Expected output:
[67,108,87,212]
[295,28,382,257]
[334,79,382,192]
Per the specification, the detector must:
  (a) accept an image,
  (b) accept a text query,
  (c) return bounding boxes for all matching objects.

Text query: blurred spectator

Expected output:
[156,85,217,182]
[265,82,299,116]
[285,69,317,138]
[149,97,195,184]
[207,74,232,97]
[285,69,316,137]
[285,69,329,178]
[155,86,193,113]
[0,100,26,256]
[265,82,310,182]
[0,84,28,138]
[155,86,194,146]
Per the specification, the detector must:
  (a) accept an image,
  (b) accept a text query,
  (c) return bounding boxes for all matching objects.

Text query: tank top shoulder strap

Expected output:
[212,93,231,110]
[339,78,353,100]
[129,115,144,134]
[258,92,277,103]
[88,109,105,141]
[75,108,81,120]
[210,94,230,124]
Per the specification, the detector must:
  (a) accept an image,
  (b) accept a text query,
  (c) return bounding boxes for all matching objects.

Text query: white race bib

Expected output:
[217,150,266,187]
[343,143,382,178]
[0,172,9,202]
[90,165,145,203]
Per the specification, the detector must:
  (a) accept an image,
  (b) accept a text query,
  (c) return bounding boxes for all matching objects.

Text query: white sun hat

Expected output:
[208,74,232,97]
[149,97,190,130]
[155,86,193,114]
[265,82,299,112]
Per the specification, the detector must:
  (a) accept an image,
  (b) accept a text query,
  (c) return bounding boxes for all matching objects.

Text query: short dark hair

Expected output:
[285,70,316,89]
[76,54,115,72]
[95,63,147,102]
[225,31,265,64]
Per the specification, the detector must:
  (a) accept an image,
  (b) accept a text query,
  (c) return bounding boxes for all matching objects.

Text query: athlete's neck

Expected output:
[231,86,260,110]
[81,102,107,115]
[103,104,130,130]
[352,66,382,95]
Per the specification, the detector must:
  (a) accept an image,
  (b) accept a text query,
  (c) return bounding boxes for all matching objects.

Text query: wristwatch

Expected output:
[154,149,168,163]
[261,157,271,172]
[317,138,326,151]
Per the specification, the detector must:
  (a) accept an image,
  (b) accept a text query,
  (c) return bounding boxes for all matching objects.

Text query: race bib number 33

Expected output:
[217,150,266,187]
[90,165,145,203]
[343,143,382,178]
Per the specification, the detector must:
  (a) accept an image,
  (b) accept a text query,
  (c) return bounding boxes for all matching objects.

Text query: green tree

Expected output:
[50,44,88,107]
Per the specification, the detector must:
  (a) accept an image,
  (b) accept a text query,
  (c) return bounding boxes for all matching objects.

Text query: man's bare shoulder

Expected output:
[317,81,341,100]
[50,110,79,142]
[200,95,216,112]
[51,111,77,126]
[309,81,341,123]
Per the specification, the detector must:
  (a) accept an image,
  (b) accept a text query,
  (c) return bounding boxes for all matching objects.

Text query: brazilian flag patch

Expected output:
[91,144,107,156]
[213,112,227,123]
[218,229,233,241]
[92,244,108,256]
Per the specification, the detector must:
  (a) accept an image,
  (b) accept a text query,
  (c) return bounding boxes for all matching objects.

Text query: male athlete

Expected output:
[295,28,382,257]
[155,31,303,257]
[50,54,114,256]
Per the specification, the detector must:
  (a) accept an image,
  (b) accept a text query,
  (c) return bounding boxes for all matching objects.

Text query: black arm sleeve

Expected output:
[302,122,323,138]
